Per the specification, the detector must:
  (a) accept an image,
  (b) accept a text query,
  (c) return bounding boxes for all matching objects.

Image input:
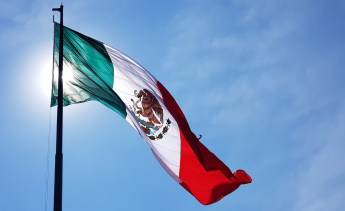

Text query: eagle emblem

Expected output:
[129,89,171,140]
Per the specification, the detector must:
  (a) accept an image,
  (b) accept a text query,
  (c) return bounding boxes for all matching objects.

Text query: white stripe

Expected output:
[104,44,181,181]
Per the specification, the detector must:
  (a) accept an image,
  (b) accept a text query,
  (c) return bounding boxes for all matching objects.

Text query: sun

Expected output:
[63,64,75,82]
[40,62,75,95]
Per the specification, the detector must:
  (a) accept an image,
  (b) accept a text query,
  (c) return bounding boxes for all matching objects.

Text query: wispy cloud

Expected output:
[162,0,345,210]
[293,101,345,211]
[0,0,91,49]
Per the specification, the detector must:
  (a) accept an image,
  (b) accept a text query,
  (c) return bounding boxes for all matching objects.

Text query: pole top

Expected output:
[52,4,63,12]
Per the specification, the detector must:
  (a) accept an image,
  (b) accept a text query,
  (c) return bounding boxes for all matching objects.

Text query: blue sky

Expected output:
[1,0,345,210]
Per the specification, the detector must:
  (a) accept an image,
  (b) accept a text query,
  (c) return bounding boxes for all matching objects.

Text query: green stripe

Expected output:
[51,23,127,118]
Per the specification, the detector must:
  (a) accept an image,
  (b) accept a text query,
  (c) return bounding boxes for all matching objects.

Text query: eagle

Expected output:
[136,89,163,124]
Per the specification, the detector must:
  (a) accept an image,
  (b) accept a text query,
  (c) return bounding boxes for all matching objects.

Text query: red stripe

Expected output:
[157,81,252,205]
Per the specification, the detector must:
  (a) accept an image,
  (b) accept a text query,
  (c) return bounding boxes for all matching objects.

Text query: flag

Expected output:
[51,23,252,205]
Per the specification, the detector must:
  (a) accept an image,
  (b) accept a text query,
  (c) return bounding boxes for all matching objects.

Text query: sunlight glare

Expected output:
[63,64,75,82]
[40,62,76,96]
[40,62,53,95]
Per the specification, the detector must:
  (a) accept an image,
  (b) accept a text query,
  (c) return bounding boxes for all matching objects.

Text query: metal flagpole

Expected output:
[52,4,64,211]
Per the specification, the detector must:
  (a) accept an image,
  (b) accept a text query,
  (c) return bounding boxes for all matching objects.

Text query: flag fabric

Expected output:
[51,23,252,205]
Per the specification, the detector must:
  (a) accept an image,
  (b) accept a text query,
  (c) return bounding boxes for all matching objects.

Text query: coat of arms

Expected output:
[129,89,171,140]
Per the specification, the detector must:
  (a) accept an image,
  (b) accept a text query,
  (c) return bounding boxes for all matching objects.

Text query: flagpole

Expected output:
[52,4,64,211]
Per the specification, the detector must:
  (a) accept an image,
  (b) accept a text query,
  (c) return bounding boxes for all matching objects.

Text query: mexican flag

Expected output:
[51,23,251,205]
